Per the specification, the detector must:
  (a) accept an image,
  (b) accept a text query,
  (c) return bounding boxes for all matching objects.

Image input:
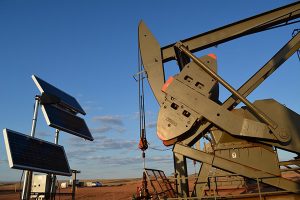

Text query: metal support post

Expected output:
[50,129,60,200]
[54,129,59,144]
[192,163,212,198]
[72,171,77,200]
[173,152,189,197]
[21,96,40,200]
[256,177,262,200]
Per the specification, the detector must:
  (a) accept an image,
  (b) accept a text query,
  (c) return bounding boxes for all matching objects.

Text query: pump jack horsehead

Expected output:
[138,2,300,199]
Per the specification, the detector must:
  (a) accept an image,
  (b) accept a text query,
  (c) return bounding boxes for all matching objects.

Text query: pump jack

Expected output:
[138,2,300,199]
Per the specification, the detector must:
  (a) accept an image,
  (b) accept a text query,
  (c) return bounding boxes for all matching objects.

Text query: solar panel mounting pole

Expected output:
[50,129,60,200]
[54,129,59,144]
[21,95,40,200]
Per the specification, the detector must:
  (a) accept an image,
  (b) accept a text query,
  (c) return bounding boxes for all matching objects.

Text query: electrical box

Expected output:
[31,174,51,199]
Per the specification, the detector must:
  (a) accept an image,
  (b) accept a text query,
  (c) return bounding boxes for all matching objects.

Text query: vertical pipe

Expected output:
[50,129,60,200]
[54,129,59,144]
[173,152,189,197]
[30,96,40,137]
[21,96,40,200]
[21,173,29,200]
[257,177,262,200]
[72,171,76,200]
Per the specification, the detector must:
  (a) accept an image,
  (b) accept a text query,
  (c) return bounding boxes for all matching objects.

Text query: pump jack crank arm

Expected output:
[160,33,300,144]
[159,74,277,142]
[183,31,300,146]
[175,42,291,143]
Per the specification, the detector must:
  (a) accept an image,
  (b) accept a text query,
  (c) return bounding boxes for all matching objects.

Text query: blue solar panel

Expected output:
[3,129,71,176]
[32,75,93,140]
[41,105,94,141]
[32,75,86,115]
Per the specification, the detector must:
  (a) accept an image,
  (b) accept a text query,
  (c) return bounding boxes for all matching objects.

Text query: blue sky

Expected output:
[0,0,299,182]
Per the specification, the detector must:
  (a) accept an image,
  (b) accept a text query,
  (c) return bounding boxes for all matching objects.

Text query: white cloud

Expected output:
[90,126,112,134]
[92,115,123,126]
[91,114,128,134]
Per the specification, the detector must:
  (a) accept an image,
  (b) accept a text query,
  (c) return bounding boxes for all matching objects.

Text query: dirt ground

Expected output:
[0,179,140,200]
[1,172,299,200]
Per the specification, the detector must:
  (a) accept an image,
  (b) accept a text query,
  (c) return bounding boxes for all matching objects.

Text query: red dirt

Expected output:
[1,172,299,200]
[0,179,140,200]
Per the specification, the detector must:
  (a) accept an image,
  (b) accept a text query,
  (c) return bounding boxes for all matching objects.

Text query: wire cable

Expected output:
[137,31,148,170]
[147,142,172,151]
[148,146,173,151]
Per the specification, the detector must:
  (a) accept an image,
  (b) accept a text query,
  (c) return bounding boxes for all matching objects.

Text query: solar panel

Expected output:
[32,75,86,115]
[41,105,94,141]
[32,75,93,141]
[3,129,71,176]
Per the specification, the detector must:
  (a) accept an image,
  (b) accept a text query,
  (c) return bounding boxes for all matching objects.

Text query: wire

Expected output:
[137,29,148,170]
[147,142,172,151]
[148,146,173,151]
[138,36,146,141]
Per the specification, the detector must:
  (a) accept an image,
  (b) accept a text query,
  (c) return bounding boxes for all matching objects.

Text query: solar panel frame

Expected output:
[41,104,94,141]
[3,129,72,176]
[32,75,86,115]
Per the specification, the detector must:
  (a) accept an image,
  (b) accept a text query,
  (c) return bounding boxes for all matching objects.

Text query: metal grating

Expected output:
[144,168,176,199]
